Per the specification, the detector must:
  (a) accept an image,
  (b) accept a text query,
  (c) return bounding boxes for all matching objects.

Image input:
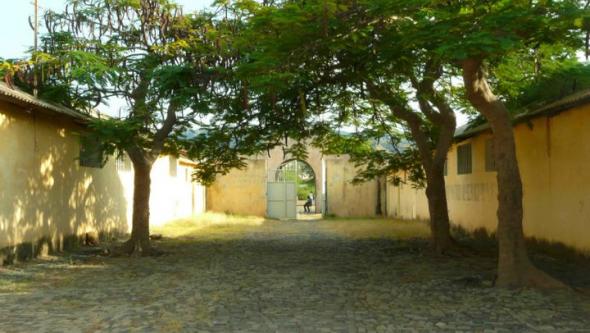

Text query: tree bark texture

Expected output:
[424,164,453,254]
[129,161,153,252]
[367,79,455,253]
[461,58,564,288]
[118,147,157,256]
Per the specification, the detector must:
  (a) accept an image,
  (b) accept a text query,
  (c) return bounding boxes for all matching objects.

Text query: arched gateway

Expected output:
[207,139,384,219]
[267,160,319,219]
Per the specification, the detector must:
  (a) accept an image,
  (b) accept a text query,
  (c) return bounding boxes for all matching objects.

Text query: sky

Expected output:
[0,0,212,59]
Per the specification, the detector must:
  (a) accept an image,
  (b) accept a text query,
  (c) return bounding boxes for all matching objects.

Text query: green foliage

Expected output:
[5,0,283,188]
[273,160,316,199]
[238,0,464,189]
[496,56,590,112]
[5,0,587,189]
[320,129,425,188]
[184,125,267,186]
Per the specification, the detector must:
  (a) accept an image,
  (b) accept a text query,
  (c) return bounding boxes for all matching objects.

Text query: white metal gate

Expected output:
[267,168,297,219]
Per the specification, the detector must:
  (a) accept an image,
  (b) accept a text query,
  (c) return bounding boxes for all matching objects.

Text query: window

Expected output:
[457,143,472,175]
[485,138,496,172]
[116,154,132,172]
[79,136,103,168]
[169,156,178,177]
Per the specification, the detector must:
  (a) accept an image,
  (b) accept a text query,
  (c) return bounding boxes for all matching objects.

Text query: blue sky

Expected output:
[0,0,212,59]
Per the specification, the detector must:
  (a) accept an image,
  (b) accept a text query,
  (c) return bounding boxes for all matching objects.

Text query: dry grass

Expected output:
[315,218,431,240]
[0,276,31,293]
[153,212,269,239]
[154,213,431,241]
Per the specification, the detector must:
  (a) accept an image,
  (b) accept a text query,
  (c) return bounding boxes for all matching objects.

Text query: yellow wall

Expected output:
[207,147,382,218]
[0,101,206,253]
[530,106,590,251]
[0,101,127,251]
[325,155,381,217]
[387,104,590,252]
[386,172,430,221]
[442,134,499,231]
[206,158,267,217]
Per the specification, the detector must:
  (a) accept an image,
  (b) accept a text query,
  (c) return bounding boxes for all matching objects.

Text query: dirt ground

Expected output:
[1,214,589,332]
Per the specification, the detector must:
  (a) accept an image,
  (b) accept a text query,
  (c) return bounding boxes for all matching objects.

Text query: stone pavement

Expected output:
[1,219,589,332]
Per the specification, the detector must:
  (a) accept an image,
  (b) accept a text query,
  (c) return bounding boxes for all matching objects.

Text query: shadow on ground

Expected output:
[1,215,589,332]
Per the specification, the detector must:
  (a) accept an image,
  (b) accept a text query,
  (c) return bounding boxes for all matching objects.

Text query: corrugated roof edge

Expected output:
[454,88,590,141]
[0,82,91,122]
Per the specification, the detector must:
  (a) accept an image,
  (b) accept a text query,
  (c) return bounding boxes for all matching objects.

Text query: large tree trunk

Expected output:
[405,121,455,254]
[367,80,455,253]
[461,58,565,288]
[405,108,455,254]
[117,152,159,256]
[424,165,453,253]
[129,161,153,252]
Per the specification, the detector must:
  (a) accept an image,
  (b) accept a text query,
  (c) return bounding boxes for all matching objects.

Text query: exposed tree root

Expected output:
[110,238,165,257]
[496,264,569,290]
[431,235,467,257]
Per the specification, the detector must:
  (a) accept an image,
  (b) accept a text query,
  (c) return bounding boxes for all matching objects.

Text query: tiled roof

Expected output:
[518,89,590,121]
[0,82,90,121]
[454,88,590,141]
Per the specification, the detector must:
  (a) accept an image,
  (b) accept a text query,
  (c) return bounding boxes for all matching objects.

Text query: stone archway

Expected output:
[266,140,325,216]
[276,159,317,215]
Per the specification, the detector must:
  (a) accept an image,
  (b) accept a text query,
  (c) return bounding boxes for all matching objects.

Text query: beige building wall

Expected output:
[0,100,205,253]
[207,144,383,218]
[206,158,267,217]
[325,155,381,217]
[118,156,207,228]
[0,101,127,251]
[386,175,429,221]
[442,134,499,231]
[387,104,590,252]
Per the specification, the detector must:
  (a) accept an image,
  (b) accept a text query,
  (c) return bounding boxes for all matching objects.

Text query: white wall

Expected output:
[117,156,206,230]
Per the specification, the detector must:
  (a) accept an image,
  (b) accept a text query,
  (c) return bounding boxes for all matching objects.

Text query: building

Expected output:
[4,78,590,260]
[207,140,386,219]
[0,82,205,263]
[386,89,590,253]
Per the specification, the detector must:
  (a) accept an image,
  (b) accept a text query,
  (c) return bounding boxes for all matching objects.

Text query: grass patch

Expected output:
[153,212,268,239]
[0,268,34,293]
[314,218,431,240]
[153,214,431,241]
[0,278,32,293]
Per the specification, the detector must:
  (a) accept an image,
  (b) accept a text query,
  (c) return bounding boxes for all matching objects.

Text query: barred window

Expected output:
[485,138,496,172]
[457,143,472,175]
[79,136,103,169]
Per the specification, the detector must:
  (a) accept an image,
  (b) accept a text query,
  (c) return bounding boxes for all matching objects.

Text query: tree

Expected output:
[410,0,587,287]
[240,0,459,253]
[494,47,590,112]
[363,62,458,254]
[176,1,330,189]
[22,0,245,255]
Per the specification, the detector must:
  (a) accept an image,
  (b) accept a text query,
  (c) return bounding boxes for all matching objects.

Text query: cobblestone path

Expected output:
[1,218,589,332]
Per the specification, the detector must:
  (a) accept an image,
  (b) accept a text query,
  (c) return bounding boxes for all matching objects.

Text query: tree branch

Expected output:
[150,99,179,157]
[365,79,433,170]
